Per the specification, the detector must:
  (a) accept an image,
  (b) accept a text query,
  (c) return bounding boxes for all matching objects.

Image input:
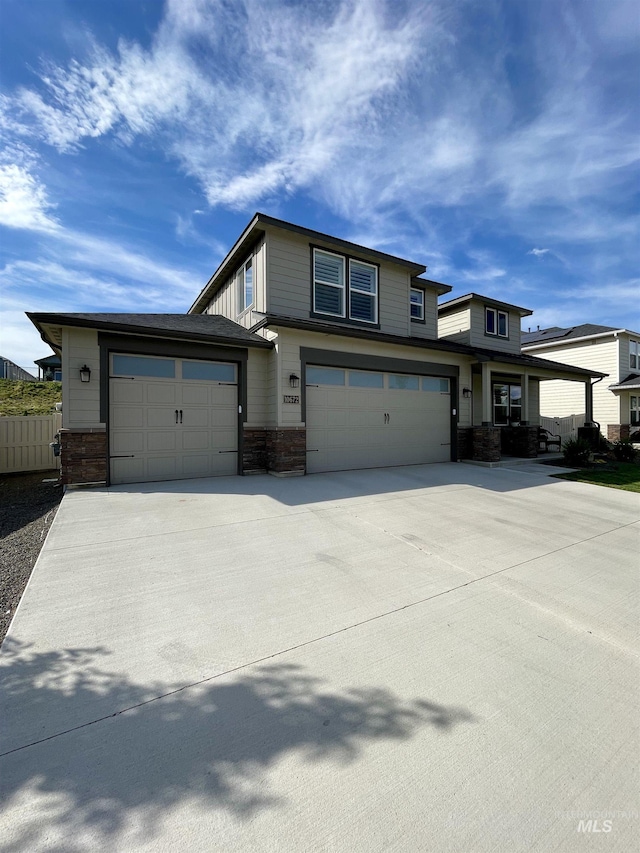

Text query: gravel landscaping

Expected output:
[0,471,62,645]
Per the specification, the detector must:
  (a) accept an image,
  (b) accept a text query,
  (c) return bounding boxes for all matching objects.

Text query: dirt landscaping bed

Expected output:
[0,471,63,645]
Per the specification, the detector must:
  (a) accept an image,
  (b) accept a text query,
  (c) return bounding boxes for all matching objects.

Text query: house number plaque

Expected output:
[283,395,300,404]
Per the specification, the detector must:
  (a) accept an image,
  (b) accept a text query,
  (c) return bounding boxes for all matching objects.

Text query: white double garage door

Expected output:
[306,364,452,474]
[109,353,238,485]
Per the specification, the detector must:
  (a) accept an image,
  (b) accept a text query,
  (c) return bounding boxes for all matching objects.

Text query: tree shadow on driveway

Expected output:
[0,639,477,851]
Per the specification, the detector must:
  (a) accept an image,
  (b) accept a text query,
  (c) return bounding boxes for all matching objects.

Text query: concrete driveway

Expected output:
[1,462,638,852]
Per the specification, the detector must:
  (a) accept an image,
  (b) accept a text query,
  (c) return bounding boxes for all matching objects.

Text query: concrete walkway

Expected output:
[1,463,638,851]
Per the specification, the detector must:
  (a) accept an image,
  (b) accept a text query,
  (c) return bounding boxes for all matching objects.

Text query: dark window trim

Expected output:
[410,286,426,325]
[98,333,248,481]
[237,254,255,316]
[485,306,509,340]
[310,244,381,329]
[491,380,522,426]
[299,346,458,460]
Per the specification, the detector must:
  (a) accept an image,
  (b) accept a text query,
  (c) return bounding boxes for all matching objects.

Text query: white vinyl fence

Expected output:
[0,413,62,474]
[539,414,585,446]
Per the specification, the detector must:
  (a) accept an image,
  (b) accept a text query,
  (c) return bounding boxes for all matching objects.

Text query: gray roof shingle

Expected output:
[522,324,621,346]
[27,313,273,348]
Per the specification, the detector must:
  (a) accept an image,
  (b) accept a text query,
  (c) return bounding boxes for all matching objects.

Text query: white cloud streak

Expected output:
[0,162,59,232]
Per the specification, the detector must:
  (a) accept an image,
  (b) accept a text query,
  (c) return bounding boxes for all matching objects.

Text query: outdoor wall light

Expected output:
[79,364,92,383]
[462,387,472,398]
[289,373,300,388]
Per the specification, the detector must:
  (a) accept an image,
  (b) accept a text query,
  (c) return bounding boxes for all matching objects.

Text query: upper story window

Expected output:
[238,257,253,313]
[313,248,378,325]
[630,340,639,370]
[410,288,425,322]
[486,307,508,338]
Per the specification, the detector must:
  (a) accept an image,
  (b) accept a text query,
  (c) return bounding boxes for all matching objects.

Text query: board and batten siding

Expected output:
[205,238,266,329]
[62,327,103,429]
[272,327,472,428]
[537,337,620,428]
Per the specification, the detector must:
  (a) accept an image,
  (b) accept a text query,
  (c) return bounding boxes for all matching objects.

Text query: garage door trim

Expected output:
[99,333,248,483]
[300,346,459,461]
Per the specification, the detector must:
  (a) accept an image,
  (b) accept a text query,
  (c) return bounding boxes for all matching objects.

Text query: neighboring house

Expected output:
[34,353,62,381]
[27,213,605,487]
[522,324,640,441]
[0,356,36,381]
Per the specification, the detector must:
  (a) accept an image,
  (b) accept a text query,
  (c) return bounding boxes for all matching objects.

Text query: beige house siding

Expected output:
[410,287,439,340]
[205,238,266,330]
[468,303,522,353]
[535,338,620,429]
[265,228,429,339]
[270,327,472,428]
[619,332,639,381]
[62,327,102,429]
[245,348,269,427]
[438,308,471,345]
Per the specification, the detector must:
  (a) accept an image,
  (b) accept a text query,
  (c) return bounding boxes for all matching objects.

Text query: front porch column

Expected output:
[481,362,492,425]
[585,381,594,425]
[520,372,529,425]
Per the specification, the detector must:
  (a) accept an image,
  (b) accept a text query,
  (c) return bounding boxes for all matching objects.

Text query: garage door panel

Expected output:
[111,431,145,453]
[306,365,451,474]
[147,456,178,481]
[146,384,177,405]
[109,354,238,485]
[180,384,210,406]
[111,457,145,483]
[211,408,237,428]
[146,408,179,428]
[147,431,178,452]
[111,382,143,404]
[183,409,209,428]
[210,386,237,406]
[111,407,144,428]
[182,431,210,451]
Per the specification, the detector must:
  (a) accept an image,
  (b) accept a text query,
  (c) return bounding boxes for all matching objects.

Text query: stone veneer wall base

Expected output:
[607,424,631,442]
[60,430,108,486]
[471,427,501,463]
[266,427,306,474]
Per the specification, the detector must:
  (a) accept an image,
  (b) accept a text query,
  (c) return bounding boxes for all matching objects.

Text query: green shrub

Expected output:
[612,440,637,462]
[562,437,592,466]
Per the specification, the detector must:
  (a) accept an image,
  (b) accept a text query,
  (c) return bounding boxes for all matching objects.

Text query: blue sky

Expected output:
[1,0,638,374]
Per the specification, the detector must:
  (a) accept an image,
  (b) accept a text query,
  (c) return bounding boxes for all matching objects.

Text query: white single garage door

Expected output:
[109,354,238,485]
[306,365,451,474]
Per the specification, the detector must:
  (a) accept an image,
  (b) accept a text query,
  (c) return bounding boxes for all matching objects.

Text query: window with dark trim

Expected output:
[238,257,253,313]
[486,307,508,338]
[631,395,639,426]
[410,287,425,322]
[492,382,521,425]
[312,248,378,325]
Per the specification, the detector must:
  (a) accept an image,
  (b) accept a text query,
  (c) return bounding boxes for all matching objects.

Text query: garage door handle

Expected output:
[179,409,183,424]
[175,409,179,423]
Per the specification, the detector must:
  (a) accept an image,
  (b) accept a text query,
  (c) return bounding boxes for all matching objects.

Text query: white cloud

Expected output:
[528,248,550,256]
[0,162,59,232]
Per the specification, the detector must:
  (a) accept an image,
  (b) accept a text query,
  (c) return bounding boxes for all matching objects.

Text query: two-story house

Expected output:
[522,324,640,442]
[28,213,605,486]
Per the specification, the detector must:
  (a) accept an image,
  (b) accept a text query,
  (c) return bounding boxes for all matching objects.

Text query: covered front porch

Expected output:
[457,357,605,464]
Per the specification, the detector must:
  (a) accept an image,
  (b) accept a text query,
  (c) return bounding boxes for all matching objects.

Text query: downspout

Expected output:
[586,375,604,430]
